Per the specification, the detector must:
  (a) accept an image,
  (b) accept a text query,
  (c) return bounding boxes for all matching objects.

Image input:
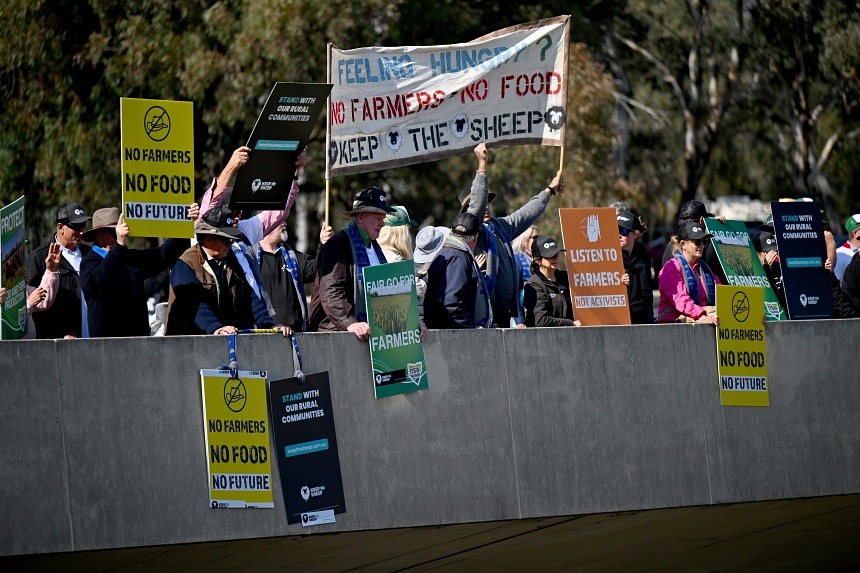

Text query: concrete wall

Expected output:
[2,320,859,556]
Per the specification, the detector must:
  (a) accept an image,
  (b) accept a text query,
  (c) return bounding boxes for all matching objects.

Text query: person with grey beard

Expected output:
[257,221,332,332]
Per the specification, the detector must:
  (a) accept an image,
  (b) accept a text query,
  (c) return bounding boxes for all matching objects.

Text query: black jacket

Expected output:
[623,248,655,324]
[26,240,91,338]
[258,244,317,332]
[80,239,188,337]
[840,252,860,317]
[523,271,576,327]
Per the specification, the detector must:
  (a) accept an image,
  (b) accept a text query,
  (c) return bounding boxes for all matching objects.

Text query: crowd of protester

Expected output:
[3,143,860,341]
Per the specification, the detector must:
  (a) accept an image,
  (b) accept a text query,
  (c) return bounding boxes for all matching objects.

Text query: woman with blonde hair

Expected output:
[656,221,720,324]
[512,225,539,281]
[377,206,417,262]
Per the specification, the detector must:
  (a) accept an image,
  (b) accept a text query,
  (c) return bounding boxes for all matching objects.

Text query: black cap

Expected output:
[754,230,778,253]
[678,200,714,222]
[56,202,91,225]
[531,235,561,258]
[678,221,713,241]
[342,186,396,217]
[196,206,244,240]
[616,211,644,232]
[457,189,496,213]
[451,212,480,237]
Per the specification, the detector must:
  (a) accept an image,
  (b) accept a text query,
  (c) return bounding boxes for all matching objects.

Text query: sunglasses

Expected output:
[686,238,705,246]
[63,222,86,231]
[619,227,637,237]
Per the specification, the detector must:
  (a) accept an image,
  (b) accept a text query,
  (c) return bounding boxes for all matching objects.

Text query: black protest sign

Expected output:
[770,201,833,320]
[269,372,346,525]
[230,82,332,212]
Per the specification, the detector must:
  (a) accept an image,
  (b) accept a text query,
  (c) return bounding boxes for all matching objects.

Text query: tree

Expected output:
[610,0,748,221]
[746,0,860,230]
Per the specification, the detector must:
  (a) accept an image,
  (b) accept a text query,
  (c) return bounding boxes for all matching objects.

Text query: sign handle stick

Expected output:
[559,145,565,172]
[325,179,330,227]
[325,42,332,228]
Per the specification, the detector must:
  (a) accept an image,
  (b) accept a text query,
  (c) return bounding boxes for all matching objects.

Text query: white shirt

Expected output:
[57,237,89,338]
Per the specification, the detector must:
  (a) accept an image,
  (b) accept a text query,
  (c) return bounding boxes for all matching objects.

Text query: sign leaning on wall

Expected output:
[363,260,428,398]
[1,196,27,340]
[201,369,274,508]
[715,285,769,407]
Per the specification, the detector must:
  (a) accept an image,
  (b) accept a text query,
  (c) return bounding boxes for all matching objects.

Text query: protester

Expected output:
[0,243,62,339]
[839,250,860,317]
[656,221,720,324]
[378,206,417,262]
[617,211,655,324]
[661,200,727,284]
[257,221,332,332]
[422,213,493,329]
[80,206,197,337]
[824,227,856,318]
[165,215,290,336]
[512,225,539,282]
[414,225,450,305]
[25,202,92,338]
[835,214,860,283]
[462,143,564,327]
[752,223,787,311]
[309,186,427,341]
[522,235,579,327]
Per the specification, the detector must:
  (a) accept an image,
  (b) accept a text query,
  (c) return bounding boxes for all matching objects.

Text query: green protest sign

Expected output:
[705,219,786,321]
[1,196,28,340]
[363,260,428,399]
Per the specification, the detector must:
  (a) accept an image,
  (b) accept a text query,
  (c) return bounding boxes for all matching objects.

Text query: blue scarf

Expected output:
[345,221,387,322]
[482,222,498,297]
[673,251,716,306]
[257,244,307,331]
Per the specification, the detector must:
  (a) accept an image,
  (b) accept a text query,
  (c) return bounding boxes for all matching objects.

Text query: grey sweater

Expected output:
[466,174,552,311]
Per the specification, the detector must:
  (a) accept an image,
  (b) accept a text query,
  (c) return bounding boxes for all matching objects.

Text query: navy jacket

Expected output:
[422,244,489,329]
[80,239,188,337]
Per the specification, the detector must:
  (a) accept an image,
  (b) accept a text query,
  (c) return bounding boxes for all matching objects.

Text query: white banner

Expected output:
[326,16,570,177]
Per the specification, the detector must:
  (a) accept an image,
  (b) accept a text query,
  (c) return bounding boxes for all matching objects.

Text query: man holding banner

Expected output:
[461,145,564,327]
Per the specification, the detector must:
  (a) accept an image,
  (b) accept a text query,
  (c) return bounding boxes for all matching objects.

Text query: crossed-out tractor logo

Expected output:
[144,106,171,142]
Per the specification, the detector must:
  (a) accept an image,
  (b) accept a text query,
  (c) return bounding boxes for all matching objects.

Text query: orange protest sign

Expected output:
[559,208,631,325]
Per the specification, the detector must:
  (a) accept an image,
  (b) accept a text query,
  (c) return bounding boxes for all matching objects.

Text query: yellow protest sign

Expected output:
[201,369,274,508]
[715,285,769,407]
[120,98,194,238]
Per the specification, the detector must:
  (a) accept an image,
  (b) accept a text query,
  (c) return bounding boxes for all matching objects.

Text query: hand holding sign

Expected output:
[116,213,130,246]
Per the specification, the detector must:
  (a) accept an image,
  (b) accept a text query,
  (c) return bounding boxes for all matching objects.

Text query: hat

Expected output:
[758,214,774,233]
[616,211,644,232]
[754,230,778,253]
[81,207,120,242]
[451,213,480,237]
[56,202,91,225]
[385,205,417,227]
[196,206,244,241]
[414,226,450,265]
[845,214,860,235]
[678,200,714,222]
[342,186,396,218]
[457,189,496,213]
[678,221,712,241]
[531,235,561,259]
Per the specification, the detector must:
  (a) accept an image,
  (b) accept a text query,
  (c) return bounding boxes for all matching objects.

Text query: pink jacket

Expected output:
[656,257,721,323]
[24,270,59,339]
